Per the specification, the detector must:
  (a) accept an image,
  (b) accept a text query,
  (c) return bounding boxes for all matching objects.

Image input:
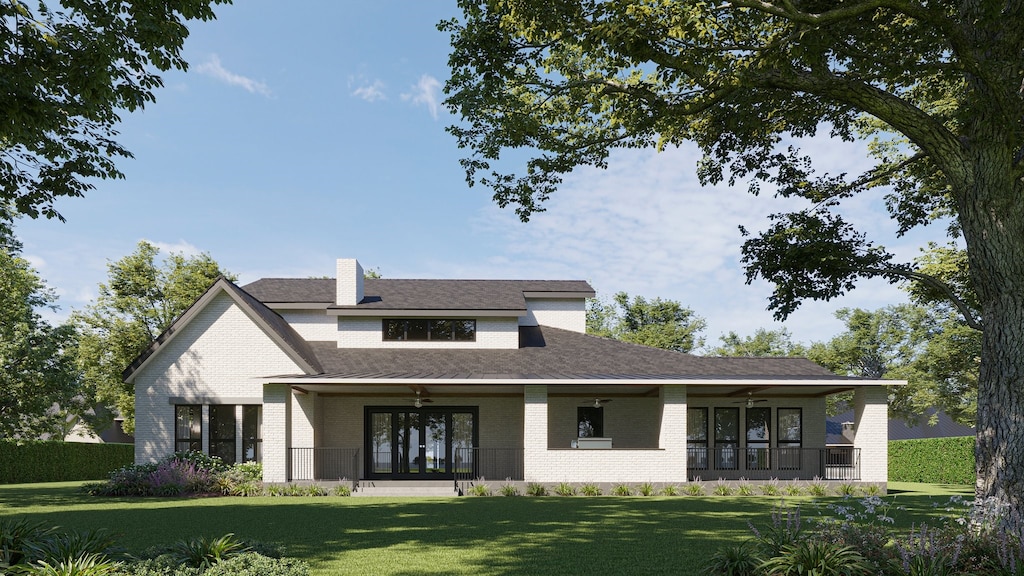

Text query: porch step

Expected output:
[354,480,458,497]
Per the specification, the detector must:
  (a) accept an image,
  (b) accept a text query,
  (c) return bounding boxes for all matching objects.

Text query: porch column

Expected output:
[659,385,688,480]
[852,386,888,483]
[523,385,548,482]
[262,384,292,483]
[292,390,316,448]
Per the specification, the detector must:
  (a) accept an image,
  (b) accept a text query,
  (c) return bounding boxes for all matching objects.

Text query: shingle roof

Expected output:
[242,278,595,310]
[280,326,850,381]
[123,277,322,381]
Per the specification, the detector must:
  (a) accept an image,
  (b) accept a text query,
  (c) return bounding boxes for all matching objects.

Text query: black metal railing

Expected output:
[686,447,860,481]
[289,448,360,485]
[453,447,525,485]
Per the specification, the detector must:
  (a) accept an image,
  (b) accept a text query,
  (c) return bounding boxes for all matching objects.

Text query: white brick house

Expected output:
[125,259,898,487]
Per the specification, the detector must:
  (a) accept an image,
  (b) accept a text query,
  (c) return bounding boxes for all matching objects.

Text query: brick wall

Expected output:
[520,298,586,332]
[278,310,338,341]
[335,317,519,348]
[131,292,300,466]
[853,386,889,483]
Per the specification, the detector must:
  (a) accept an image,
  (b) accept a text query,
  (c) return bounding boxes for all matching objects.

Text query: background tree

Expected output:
[73,241,233,433]
[0,245,81,438]
[0,0,230,226]
[442,0,1022,509]
[587,292,706,353]
[708,328,807,357]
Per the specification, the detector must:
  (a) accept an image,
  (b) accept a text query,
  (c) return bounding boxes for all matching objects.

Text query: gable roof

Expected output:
[827,408,974,444]
[123,277,323,381]
[243,278,595,310]
[273,326,854,382]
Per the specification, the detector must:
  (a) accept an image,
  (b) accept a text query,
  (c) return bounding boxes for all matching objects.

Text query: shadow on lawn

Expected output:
[0,488,976,576]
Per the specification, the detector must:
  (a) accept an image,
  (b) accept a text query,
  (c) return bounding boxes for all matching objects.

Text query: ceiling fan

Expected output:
[411,390,434,408]
[733,393,768,408]
[580,398,613,408]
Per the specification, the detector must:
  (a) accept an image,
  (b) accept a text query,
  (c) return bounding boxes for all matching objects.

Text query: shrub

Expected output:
[759,541,872,576]
[0,519,55,567]
[889,436,974,484]
[217,463,263,496]
[784,482,803,496]
[686,482,706,496]
[713,480,734,496]
[836,483,858,496]
[736,481,754,496]
[639,482,655,496]
[807,478,830,497]
[168,534,248,569]
[760,479,780,496]
[202,552,309,576]
[702,541,761,576]
[749,503,805,558]
[500,484,520,496]
[0,440,133,484]
[661,485,678,496]
[612,484,633,496]
[469,483,492,497]
[15,553,120,576]
[526,483,547,496]
[332,485,352,497]
[580,483,601,496]
[554,482,576,496]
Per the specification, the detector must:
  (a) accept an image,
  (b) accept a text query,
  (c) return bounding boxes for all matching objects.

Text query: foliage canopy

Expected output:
[0,0,230,225]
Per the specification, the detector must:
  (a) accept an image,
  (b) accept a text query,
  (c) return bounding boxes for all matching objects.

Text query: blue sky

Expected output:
[15,0,950,347]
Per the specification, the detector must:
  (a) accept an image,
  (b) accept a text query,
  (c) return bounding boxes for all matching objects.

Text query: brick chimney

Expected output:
[336,258,364,305]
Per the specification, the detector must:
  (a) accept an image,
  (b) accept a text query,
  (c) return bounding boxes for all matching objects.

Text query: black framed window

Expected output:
[778,408,802,470]
[242,405,262,463]
[209,405,236,464]
[746,407,771,470]
[175,405,201,453]
[577,407,604,438]
[687,407,708,470]
[714,407,739,470]
[382,319,476,341]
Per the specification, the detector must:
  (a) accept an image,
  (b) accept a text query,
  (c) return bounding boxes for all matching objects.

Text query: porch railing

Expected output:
[686,447,860,481]
[288,448,360,486]
[453,447,525,485]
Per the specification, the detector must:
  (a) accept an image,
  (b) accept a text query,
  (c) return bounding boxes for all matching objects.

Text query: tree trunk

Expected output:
[958,140,1024,515]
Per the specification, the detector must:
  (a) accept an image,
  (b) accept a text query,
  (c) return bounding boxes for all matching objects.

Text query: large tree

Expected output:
[0,245,80,438]
[73,241,233,433]
[442,1,1023,509]
[709,328,807,357]
[0,0,229,225]
[587,291,706,352]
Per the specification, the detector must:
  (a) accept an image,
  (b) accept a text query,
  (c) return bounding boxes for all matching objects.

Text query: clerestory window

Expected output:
[382,319,476,341]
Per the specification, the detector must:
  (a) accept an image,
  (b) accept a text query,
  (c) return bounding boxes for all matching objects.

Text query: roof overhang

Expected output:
[324,308,525,317]
[523,291,595,299]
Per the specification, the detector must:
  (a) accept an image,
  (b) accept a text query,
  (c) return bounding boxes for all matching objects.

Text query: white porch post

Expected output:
[659,385,688,481]
[262,384,292,483]
[852,386,889,484]
[523,385,548,482]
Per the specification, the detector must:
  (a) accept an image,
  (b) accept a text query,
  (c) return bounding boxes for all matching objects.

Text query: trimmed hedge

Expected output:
[889,436,975,484]
[0,440,134,484]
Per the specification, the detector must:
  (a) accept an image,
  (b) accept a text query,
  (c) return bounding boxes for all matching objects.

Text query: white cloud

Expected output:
[401,74,442,119]
[195,55,272,97]
[352,79,387,102]
[23,254,46,270]
[459,140,949,345]
[144,239,204,258]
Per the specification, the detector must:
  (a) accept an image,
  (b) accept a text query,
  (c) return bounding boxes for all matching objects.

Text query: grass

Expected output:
[0,482,973,576]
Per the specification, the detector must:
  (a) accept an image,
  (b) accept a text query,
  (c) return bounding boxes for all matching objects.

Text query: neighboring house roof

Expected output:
[123,277,323,381]
[826,408,975,444]
[274,325,857,382]
[243,278,595,310]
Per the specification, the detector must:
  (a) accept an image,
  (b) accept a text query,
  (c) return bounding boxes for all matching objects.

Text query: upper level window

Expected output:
[383,319,476,341]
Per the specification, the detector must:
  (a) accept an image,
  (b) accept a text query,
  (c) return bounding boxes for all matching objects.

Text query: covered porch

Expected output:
[260,379,888,486]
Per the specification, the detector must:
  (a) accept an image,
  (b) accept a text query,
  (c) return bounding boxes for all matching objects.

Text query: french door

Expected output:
[365,406,477,479]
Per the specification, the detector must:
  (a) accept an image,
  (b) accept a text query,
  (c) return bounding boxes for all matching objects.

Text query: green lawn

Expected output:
[0,482,973,576]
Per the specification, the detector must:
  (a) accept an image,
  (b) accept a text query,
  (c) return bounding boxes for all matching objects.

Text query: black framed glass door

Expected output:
[365,406,477,479]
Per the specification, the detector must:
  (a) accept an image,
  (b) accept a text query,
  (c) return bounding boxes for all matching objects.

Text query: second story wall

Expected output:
[278,310,337,342]
[336,317,520,349]
[520,298,586,333]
